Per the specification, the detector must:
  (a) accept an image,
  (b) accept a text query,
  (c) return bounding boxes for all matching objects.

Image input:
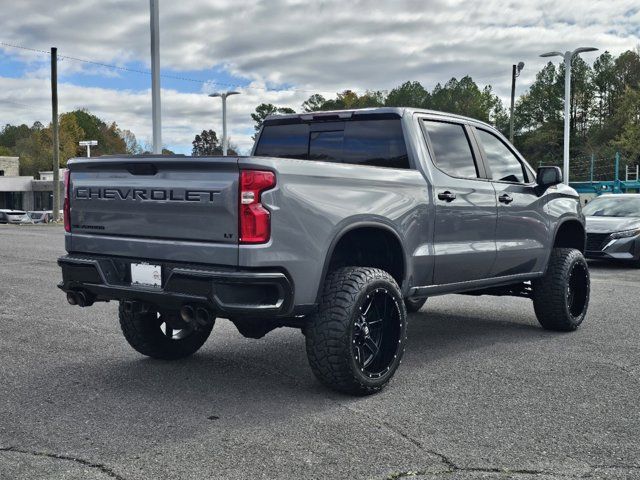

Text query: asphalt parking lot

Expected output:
[1,225,639,480]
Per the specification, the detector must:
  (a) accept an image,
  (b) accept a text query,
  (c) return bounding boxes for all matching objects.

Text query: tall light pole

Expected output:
[79,140,98,158]
[540,47,598,184]
[509,61,524,144]
[209,91,240,156]
[150,0,162,154]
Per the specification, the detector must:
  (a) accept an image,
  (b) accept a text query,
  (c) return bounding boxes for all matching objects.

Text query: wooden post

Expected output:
[51,47,60,221]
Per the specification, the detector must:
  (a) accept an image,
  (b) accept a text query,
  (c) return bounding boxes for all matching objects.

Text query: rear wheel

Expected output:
[119,303,214,360]
[305,267,407,395]
[532,248,590,331]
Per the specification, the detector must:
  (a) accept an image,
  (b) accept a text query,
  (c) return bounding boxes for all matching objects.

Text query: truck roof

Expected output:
[265,107,495,129]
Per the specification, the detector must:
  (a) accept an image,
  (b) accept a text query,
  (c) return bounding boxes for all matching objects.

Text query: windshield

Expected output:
[583,196,640,217]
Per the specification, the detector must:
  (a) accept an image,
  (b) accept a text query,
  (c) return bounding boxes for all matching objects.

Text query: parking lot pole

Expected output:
[51,47,60,221]
[590,154,594,183]
[614,152,620,193]
[540,47,598,185]
[150,0,162,154]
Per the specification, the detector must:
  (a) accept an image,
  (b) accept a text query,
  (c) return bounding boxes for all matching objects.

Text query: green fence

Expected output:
[541,153,639,183]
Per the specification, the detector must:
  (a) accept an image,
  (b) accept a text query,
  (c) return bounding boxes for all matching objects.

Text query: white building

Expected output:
[0,157,64,211]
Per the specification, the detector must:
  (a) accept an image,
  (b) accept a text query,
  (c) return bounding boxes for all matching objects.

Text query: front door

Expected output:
[421,119,498,285]
[472,127,549,276]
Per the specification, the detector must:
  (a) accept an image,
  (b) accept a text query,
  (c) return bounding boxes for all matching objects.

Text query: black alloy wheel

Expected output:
[353,287,403,379]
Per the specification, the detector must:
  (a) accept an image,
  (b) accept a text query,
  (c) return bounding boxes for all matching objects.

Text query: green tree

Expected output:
[385,81,430,108]
[427,76,502,123]
[192,129,221,156]
[612,87,640,162]
[65,110,127,156]
[315,90,386,110]
[120,129,143,154]
[251,103,295,139]
[301,94,327,112]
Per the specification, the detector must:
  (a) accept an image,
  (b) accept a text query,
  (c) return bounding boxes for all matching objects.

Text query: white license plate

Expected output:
[131,263,162,288]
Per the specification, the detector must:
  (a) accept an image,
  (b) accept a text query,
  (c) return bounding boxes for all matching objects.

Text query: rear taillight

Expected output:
[63,169,71,232]
[239,170,275,244]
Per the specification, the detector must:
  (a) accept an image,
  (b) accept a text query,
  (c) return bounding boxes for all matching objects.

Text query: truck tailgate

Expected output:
[68,156,239,245]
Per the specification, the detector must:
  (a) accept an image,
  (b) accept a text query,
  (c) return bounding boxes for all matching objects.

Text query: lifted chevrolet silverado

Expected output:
[58,107,590,395]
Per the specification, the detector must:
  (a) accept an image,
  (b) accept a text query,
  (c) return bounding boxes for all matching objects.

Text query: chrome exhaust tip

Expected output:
[76,291,88,308]
[180,305,195,323]
[195,307,210,326]
[66,292,78,306]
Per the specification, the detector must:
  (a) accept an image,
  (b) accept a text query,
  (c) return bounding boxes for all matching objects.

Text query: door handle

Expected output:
[498,193,514,204]
[437,191,456,202]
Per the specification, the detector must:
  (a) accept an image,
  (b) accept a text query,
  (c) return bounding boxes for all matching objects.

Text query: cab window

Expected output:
[423,120,478,179]
[476,129,526,183]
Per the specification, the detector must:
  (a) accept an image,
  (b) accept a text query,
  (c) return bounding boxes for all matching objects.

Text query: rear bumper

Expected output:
[58,254,294,317]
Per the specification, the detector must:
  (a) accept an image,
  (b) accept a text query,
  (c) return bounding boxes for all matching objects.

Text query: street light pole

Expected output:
[509,61,524,144]
[149,0,162,154]
[209,91,240,156]
[540,47,598,184]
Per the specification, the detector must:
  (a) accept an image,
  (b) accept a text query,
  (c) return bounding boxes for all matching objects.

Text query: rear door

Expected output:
[69,156,239,246]
[420,119,498,285]
[471,127,549,276]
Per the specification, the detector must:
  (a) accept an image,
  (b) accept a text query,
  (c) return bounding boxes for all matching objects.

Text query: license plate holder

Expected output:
[131,263,162,288]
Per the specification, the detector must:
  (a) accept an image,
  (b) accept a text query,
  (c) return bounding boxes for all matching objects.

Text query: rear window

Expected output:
[255,118,410,169]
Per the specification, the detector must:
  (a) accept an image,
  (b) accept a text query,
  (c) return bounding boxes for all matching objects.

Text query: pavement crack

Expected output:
[385,465,566,478]
[0,446,126,480]
[590,463,640,470]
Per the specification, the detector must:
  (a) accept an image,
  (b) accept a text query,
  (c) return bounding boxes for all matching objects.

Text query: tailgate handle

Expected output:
[126,163,157,175]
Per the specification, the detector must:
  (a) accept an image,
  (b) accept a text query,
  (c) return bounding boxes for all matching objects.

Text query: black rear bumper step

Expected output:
[58,254,294,317]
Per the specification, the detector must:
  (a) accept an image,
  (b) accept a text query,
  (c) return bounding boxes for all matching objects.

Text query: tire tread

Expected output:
[305,267,407,395]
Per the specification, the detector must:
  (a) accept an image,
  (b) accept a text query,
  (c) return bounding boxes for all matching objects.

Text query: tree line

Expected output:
[252,48,640,168]
[1,48,638,176]
[0,110,149,177]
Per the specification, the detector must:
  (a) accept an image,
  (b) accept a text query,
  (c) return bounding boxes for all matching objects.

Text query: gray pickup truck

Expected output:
[58,107,590,395]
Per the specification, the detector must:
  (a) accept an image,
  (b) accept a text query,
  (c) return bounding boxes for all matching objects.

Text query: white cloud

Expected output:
[0,77,308,153]
[1,0,639,152]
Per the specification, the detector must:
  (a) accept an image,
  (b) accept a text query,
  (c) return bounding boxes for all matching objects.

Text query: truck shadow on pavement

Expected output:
[50,300,551,409]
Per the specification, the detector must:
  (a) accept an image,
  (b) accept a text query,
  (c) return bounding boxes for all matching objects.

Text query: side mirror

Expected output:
[536,166,562,189]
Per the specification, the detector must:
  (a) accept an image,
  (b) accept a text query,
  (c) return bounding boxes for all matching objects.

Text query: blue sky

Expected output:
[1,0,638,154]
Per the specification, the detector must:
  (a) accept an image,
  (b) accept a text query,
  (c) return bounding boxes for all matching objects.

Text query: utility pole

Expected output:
[150,0,162,154]
[51,47,60,221]
[509,62,524,144]
[209,91,240,156]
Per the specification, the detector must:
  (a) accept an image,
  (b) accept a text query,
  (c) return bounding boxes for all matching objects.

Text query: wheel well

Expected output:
[553,220,585,252]
[326,226,405,287]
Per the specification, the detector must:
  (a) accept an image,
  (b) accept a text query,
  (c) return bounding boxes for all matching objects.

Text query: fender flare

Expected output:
[542,216,586,273]
[314,219,409,304]
[552,216,586,250]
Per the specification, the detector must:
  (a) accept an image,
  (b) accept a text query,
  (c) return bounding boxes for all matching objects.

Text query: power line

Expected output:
[0,41,325,95]
[0,98,35,109]
[1,41,508,97]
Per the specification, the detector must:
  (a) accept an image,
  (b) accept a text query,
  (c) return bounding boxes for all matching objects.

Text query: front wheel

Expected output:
[305,267,408,395]
[532,248,590,331]
[119,303,214,360]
